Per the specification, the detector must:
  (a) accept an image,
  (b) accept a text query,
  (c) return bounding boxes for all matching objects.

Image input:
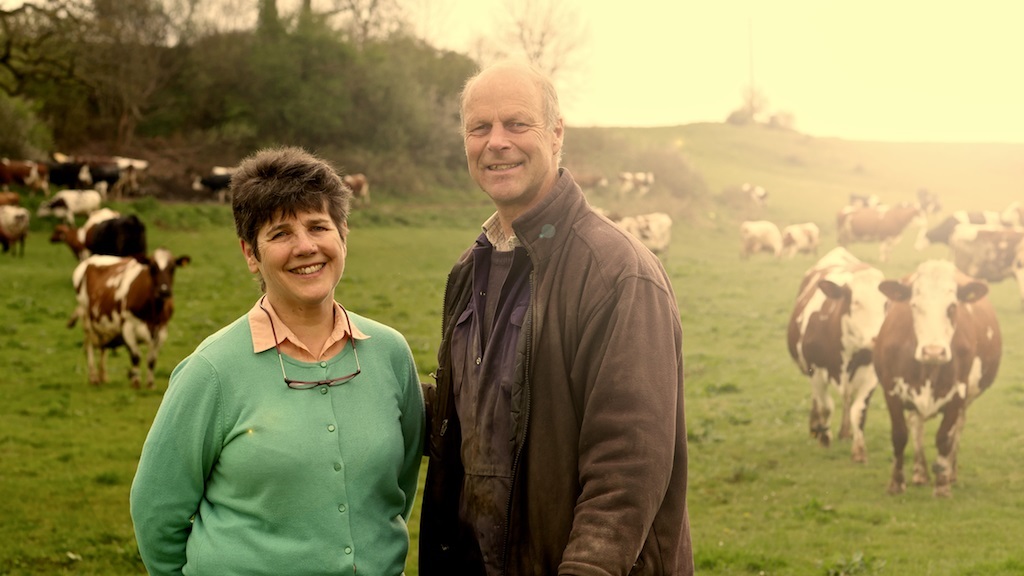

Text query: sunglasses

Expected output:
[258,297,361,389]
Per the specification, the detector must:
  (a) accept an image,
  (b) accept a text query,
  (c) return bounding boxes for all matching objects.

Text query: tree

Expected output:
[494,0,589,81]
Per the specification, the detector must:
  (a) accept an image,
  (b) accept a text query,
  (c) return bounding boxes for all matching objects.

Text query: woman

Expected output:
[130,147,424,576]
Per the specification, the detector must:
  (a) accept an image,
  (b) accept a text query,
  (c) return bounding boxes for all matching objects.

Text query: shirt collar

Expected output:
[482,212,521,252]
[248,297,369,354]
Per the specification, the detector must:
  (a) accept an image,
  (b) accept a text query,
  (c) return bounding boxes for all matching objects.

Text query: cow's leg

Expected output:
[883,388,908,494]
[808,371,833,447]
[123,326,142,389]
[838,380,853,441]
[97,348,108,384]
[932,406,964,497]
[847,369,878,463]
[907,411,930,486]
[85,337,100,385]
[145,328,167,390]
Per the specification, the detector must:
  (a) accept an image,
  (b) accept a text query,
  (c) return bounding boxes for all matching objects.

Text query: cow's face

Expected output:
[821,267,887,352]
[143,248,190,299]
[879,260,987,364]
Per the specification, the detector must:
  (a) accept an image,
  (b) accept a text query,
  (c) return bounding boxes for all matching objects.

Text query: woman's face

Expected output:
[240,206,347,314]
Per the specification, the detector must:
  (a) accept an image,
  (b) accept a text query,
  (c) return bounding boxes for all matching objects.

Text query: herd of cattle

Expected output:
[761,191,1021,496]
[0,152,368,390]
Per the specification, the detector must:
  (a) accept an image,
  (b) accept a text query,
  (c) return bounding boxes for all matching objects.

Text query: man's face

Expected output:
[462,67,564,214]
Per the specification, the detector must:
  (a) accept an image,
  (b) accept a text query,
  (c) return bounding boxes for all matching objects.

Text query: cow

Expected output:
[0,205,30,257]
[875,260,1001,496]
[0,159,49,195]
[50,210,147,261]
[71,248,191,388]
[948,225,1024,308]
[618,171,654,197]
[36,189,103,224]
[787,247,887,462]
[1000,201,1023,227]
[848,193,880,209]
[612,212,673,255]
[781,222,821,258]
[743,183,768,206]
[836,203,925,262]
[343,173,371,206]
[0,191,20,206]
[916,188,941,215]
[46,159,91,190]
[740,220,782,259]
[193,173,233,203]
[574,173,608,191]
[914,210,1003,250]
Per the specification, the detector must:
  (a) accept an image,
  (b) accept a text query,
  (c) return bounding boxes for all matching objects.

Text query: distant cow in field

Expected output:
[743,183,768,206]
[71,248,191,388]
[618,171,654,197]
[1000,201,1024,227]
[787,247,887,462]
[875,260,1001,496]
[915,210,1003,250]
[836,203,925,262]
[948,225,1024,308]
[916,188,941,214]
[848,193,880,209]
[613,212,673,255]
[0,159,49,195]
[574,173,608,191]
[781,222,821,258]
[36,189,103,224]
[0,191,21,206]
[0,205,30,257]
[51,209,147,261]
[343,173,370,206]
[740,220,782,259]
[193,173,233,203]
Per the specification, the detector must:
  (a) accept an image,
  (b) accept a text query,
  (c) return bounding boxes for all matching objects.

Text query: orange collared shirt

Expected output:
[247,298,370,362]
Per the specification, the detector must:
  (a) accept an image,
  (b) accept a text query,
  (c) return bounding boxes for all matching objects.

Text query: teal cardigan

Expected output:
[130,310,424,576]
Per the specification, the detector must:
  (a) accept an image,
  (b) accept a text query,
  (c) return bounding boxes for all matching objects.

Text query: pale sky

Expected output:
[414,0,1024,143]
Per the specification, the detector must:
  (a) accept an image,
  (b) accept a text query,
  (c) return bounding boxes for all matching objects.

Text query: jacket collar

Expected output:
[511,168,589,264]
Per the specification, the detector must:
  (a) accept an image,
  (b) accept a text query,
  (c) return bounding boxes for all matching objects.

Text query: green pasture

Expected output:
[3,123,1024,575]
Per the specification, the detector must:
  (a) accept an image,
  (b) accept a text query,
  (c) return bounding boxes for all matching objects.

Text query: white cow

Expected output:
[0,205,30,256]
[618,171,655,197]
[36,189,103,225]
[614,212,673,254]
[740,220,782,259]
[781,223,821,258]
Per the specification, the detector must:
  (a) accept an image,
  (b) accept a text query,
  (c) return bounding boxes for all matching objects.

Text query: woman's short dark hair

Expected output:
[231,146,351,260]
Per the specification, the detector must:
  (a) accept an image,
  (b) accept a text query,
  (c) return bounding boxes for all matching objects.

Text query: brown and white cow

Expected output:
[51,209,147,261]
[0,159,49,195]
[343,173,371,206]
[781,222,821,258]
[914,210,1004,250]
[836,202,925,262]
[875,260,1001,496]
[71,248,190,388]
[787,247,888,461]
[740,220,782,259]
[948,225,1024,308]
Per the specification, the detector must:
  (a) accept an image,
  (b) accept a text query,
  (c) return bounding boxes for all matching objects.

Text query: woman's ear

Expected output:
[240,239,259,273]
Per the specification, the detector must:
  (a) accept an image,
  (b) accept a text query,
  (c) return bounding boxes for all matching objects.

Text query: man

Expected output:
[420,60,693,575]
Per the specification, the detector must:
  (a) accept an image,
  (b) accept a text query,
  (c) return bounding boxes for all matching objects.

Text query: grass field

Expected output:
[2,123,1024,575]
